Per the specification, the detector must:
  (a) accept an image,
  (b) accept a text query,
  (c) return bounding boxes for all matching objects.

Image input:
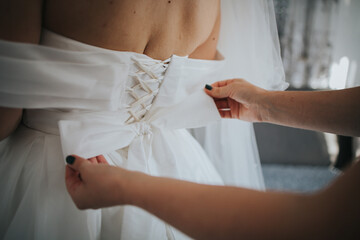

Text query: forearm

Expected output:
[315,159,360,239]
[0,107,22,140]
[262,87,360,136]
[68,157,360,239]
[0,0,44,140]
[125,172,320,240]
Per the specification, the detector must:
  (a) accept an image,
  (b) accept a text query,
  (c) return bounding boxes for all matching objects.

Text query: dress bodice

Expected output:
[0,30,226,158]
[39,30,173,124]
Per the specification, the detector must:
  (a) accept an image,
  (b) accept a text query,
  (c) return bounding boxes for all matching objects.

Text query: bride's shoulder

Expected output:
[188,0,220,60]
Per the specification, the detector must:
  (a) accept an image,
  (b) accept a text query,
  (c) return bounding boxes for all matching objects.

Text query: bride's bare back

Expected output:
[0,0,220,139]
[1,0,220,60]
[44,0,220,60]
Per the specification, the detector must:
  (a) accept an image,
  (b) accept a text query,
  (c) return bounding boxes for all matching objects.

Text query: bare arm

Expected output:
[263,87,360,136]
[66,155,360,239]
[129,172,316,240]
[205,79,360,137]
[130,160,360,240]
[0,108,23,140]
[0,0,43,140]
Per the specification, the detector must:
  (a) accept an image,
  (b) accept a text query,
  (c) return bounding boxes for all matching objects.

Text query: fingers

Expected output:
[66,155,90,171]
[65,164,77,182]
[65,165,82,192]
[65,165,87,210]
[219,110,232,119]
[88,157,97,164]
[212,79,235,88]
[88,155,109,164]
[214,99,229,110]
[205,84,231,99]
[229,98,240,118]
[205,79,236,99]
[215,98,242,119]
[96,155,109,164]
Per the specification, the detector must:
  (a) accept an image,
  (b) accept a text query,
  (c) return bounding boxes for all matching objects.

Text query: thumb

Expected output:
[205,84,231,99]
[66,155,89,171]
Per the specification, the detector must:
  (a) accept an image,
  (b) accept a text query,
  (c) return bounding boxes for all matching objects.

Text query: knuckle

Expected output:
[235,78,244,84]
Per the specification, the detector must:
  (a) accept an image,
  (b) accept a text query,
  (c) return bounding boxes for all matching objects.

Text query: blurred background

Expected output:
[257,0,360,192]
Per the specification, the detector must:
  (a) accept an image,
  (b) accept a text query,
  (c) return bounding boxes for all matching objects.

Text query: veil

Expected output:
[191,0,288,189]
[217,0,288,90]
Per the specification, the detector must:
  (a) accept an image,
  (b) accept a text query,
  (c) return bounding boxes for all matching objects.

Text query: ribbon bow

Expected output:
[59,89,221,160]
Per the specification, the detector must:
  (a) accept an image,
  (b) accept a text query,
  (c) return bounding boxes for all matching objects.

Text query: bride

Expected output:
[0,0,287,239]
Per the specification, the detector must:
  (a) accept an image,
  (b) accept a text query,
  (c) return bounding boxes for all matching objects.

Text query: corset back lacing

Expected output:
[125,57,170,124]
[126,56,176,240]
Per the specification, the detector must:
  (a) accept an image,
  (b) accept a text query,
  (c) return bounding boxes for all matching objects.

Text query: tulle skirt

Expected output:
[0,124,222,240]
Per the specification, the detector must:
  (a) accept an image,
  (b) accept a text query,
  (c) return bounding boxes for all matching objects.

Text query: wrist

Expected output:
[256,90,273,123]
[116,169,150,206]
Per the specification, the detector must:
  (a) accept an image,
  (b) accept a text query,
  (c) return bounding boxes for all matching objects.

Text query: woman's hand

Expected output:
[205,79,268,122]
[65,155,134,209]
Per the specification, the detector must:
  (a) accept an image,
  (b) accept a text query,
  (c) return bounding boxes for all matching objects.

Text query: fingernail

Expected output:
[205,84,213,90]
[66,155,76,165]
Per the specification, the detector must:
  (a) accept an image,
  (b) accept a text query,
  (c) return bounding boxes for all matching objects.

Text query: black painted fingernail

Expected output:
[205,84,213,90]
[66,155,76,165]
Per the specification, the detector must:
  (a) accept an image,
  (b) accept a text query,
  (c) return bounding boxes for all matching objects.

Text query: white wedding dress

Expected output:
[0,1,288,239]
[0,29,226,239]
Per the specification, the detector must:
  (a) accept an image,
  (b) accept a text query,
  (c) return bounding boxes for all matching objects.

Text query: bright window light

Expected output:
[329,56,349,89]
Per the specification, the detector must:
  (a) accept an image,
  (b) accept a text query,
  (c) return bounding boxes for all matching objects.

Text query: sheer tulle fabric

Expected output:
[191,0,288,188]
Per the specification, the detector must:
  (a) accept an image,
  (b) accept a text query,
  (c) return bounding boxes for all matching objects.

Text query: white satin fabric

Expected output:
[191,0,289,189]
[0,30,225,240]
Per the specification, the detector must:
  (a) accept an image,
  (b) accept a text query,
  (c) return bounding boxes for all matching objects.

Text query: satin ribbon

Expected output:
[59,90,220,159]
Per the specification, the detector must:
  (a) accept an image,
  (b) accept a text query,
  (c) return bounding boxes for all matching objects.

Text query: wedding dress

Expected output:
[0,1,288,239]
[0,29,226,239]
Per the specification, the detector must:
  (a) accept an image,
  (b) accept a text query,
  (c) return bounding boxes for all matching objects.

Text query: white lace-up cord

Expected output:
[128,57,177,240]
[125,57,170,124]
